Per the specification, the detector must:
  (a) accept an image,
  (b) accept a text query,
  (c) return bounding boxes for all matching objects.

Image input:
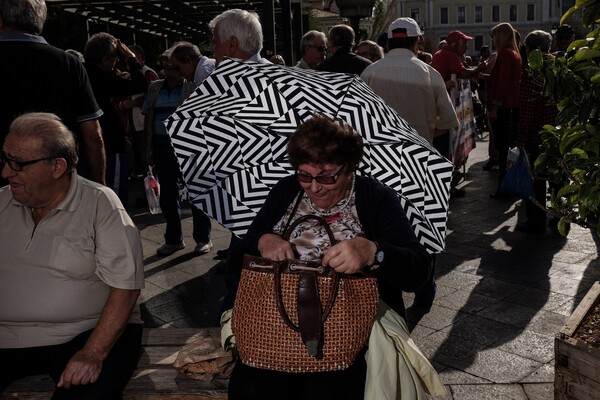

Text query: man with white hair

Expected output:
[208,8,270,265]
[209,8,268,65]
[295,30,328,69]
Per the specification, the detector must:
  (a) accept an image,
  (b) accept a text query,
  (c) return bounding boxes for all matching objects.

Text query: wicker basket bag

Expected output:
[231,214,379,372]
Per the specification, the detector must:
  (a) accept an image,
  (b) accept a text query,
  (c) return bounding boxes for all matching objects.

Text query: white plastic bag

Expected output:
[144,166,161,214]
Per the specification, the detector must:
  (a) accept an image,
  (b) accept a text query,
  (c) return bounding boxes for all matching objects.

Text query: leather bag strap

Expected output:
[274,214,340,357]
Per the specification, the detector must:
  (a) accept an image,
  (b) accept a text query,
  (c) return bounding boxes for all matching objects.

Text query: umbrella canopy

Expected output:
[166,58,453,253]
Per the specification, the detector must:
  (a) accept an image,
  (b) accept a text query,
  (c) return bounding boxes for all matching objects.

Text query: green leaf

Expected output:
[578,97,594,125]
[573,64,600,74]
[570,148,589,158]
[544,69,556,98]
[557,217,571,236]
[558,184,580,198]
[583,2,600,26]
[528,49,544,70]
[573,48,600,62]
[570,39,592,51]
[562,0,598,24]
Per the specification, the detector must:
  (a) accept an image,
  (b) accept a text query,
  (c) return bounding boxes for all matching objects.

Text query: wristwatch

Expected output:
[373,241,384,266]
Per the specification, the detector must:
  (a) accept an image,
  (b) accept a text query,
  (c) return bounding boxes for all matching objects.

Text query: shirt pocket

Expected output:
[48,234,97,280]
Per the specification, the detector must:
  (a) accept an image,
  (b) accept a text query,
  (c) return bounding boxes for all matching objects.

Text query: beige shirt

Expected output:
[0,174,144,348]
[361,48,458,143]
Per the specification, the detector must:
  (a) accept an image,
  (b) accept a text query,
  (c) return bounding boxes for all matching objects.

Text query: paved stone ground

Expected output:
[131,134,600,399]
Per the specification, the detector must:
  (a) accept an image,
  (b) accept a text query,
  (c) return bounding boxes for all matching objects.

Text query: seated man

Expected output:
[0,112,145,399]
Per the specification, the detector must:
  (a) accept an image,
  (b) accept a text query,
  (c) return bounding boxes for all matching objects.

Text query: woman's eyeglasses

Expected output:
[296,165,346,185]
[0,152,53,172]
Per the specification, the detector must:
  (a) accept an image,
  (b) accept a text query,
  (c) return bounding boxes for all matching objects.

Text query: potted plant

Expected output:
[529,0,600,237]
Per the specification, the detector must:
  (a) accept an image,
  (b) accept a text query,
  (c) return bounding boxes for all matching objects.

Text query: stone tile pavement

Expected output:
[130,134,600,399]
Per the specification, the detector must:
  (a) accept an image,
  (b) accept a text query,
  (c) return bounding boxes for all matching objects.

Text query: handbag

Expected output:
[500,146,536,199]
[231,214,379,373]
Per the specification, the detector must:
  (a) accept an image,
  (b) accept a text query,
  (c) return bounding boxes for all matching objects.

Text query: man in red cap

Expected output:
[430,30,488,197]
[431,31,487,83]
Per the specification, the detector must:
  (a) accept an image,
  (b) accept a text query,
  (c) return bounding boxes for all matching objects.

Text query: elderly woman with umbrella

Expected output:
[226,114,443,400]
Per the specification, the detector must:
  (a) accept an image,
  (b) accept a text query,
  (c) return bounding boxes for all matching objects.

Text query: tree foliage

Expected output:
[529,0,600,236]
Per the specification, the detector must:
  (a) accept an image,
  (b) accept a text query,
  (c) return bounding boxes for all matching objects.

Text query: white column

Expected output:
[397,0,404,17]
[427,0,433,28]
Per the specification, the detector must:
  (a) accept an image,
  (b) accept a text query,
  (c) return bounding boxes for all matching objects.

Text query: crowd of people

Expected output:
[1,0,573,397]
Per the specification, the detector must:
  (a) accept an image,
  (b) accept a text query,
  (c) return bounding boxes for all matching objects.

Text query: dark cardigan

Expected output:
[229,175,432,319]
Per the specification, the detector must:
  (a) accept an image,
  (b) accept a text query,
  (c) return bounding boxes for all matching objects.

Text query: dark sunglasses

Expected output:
[296,165,346,185]
[0,152,53,172]
[308,45,328,53]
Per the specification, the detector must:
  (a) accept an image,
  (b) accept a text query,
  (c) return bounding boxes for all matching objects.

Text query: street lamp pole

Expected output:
[335,0,375,42]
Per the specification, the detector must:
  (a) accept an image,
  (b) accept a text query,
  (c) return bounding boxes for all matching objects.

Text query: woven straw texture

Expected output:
[232,265,378,372]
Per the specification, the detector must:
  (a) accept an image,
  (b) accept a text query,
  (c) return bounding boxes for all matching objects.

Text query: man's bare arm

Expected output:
[80,119,106,185]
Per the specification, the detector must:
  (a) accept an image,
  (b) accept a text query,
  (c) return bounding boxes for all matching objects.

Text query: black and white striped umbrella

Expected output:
[166,58,453,253]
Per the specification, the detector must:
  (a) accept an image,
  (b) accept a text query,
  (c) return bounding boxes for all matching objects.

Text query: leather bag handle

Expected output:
[274,214,341,357]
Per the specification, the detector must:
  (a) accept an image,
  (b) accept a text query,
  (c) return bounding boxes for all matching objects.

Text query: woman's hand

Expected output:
[322,237,377,274]
[258,233,295,261]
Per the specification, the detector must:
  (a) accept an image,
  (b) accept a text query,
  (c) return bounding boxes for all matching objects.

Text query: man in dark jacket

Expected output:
[316,24,371,75]
[0,0,105,186]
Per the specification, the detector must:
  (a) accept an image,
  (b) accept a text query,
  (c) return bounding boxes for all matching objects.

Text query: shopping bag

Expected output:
[231,214,379,373]
[500,147,535,199]
[144,166,161,214]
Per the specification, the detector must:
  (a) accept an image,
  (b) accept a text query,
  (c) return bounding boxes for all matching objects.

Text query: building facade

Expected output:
[394,0,575,55]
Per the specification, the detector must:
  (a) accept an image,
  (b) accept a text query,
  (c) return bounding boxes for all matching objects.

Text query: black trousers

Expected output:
[523,143,547,228]
[0,324,143,400]
[228,348,367,400]
[492,107,519,192]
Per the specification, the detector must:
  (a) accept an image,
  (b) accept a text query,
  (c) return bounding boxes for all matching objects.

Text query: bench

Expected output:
[2,328,229,399]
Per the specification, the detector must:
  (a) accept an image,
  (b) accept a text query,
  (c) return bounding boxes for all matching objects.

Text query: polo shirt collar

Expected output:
[387,48,416,57]
[11,173,80,213]
[57,173,82,213]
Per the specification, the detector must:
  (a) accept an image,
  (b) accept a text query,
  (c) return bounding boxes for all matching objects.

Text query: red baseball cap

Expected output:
[446,31,473,44]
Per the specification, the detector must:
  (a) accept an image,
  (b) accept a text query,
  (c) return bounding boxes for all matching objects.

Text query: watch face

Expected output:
[376,250,384,263]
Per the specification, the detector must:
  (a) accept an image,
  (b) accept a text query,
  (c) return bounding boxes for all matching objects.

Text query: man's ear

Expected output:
[228,36,239,51]
[51,158,69,179]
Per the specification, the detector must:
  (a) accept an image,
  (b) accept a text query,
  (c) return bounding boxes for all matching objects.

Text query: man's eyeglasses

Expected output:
[0,152,53,172]
[308,45,328,53]
[296,165,346,185]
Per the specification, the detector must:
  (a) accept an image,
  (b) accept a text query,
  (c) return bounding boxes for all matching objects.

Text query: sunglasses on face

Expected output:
[308,45,327,53]
[296,165,346,185]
